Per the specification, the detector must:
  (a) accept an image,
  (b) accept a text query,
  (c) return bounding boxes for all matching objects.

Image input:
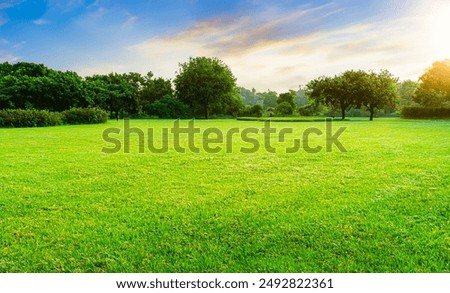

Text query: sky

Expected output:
[1,0,449,92]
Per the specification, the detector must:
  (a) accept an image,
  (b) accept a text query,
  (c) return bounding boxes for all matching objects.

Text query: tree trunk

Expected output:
[341,107,346,120]
[204,104,209,119]
[369,110,374,121]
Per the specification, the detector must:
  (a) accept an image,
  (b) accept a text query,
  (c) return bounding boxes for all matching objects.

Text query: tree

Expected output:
[260,90,278,109]
[174,57,237,119]
[276,101,294,115]
[397,80,419,109]
[361,71,399,121]
[85,73,137,119]
[240,104,263,117]
[414,60,450,107]
[140,72,173,108]
[0,62,87,111]
[239,87,263,106]
[277,90,297,113]
[306,70,399,120]
[295,87,308,107]
[144,95,189,119]
[305,75,352,119]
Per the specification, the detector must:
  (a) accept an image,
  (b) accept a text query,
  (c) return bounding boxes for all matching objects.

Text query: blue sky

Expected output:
[1,0,449,91]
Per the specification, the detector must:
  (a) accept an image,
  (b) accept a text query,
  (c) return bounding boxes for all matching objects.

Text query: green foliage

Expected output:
[240,104,263,117]
[260,90,278,109]
[397,80,419,108]
[276,101,294,115]
[414,60,450,107]
[239,87,263,106]
[277,91,297,112]
[140,72,173,108]
[0,109,63,127]
[62,107,109,125]
[295,88,308,106]
[401,106,450,119]
[306,70,399,120]
[174,57,237,119]
[298,100,325,116]
[144,96,189,119]
[85,73,138,118]
[0,62,88,111]
[360,70,399,121]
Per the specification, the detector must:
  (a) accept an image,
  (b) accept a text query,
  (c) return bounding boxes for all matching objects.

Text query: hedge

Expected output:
[0,108,109,128]
[401,107,450,119]
[62,107,108,125]
[0,109,63,128]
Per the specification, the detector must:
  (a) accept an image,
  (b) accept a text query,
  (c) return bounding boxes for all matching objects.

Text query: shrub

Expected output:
[276,101,294,115]
[240,104,263,117]
[0,109,63,128]
[62,107,108,124]
[401,107,450,119]
[144,96,189,119]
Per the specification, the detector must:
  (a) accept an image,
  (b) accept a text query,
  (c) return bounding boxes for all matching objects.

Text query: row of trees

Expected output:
[305,70,398,120]
[238,60,450,119]
[0,62,174,118]
[1,58,449,120]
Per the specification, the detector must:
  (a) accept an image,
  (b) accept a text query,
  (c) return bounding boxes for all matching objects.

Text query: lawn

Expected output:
[0,118,449,272]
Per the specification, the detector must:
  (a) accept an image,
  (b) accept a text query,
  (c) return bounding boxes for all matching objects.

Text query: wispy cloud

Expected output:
[123,11,137,29]
[127,3,433,91]
[0,0,22,10]
[0,50,20,62]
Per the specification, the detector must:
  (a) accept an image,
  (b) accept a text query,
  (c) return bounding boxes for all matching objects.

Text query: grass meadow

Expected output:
[0,118,449,272]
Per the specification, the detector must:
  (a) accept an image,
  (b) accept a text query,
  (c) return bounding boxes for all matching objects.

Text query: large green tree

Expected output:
[174,57,237,119]
[305,75,351,119]
[414,60,450,107]
[361,71,399,121]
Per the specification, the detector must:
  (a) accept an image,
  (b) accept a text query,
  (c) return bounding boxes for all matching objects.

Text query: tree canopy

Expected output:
[174,57,238,119]
[414,60,450,107]
[306,70,398,120]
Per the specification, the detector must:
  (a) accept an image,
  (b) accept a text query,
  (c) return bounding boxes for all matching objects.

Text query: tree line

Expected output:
[1,57,449,120]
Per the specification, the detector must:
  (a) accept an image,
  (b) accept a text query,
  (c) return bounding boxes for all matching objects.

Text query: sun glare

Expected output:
[429,2,450,60]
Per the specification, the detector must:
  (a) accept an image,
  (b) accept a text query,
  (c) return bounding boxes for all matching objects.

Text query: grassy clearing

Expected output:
[0,118,449,272]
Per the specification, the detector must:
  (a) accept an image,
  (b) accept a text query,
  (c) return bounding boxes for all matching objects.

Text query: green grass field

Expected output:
[0,118,449,272]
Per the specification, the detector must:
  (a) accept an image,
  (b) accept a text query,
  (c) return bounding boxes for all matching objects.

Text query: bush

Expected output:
[276,102,294,115]
[240,104,263,117]
[401,107,450,119]
[62,107,108,124]
[144,96,189,119]
[0,109,63,128]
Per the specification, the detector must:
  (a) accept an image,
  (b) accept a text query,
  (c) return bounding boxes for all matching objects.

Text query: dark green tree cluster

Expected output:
[3,58,449,122]
[0,62,182,119]
[306,70,399,120]
[0,62,87,111]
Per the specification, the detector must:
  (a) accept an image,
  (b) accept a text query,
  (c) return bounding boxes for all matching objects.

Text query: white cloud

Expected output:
[72,1,447,92]
[125,4,437,92]
[0,50,20,62]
